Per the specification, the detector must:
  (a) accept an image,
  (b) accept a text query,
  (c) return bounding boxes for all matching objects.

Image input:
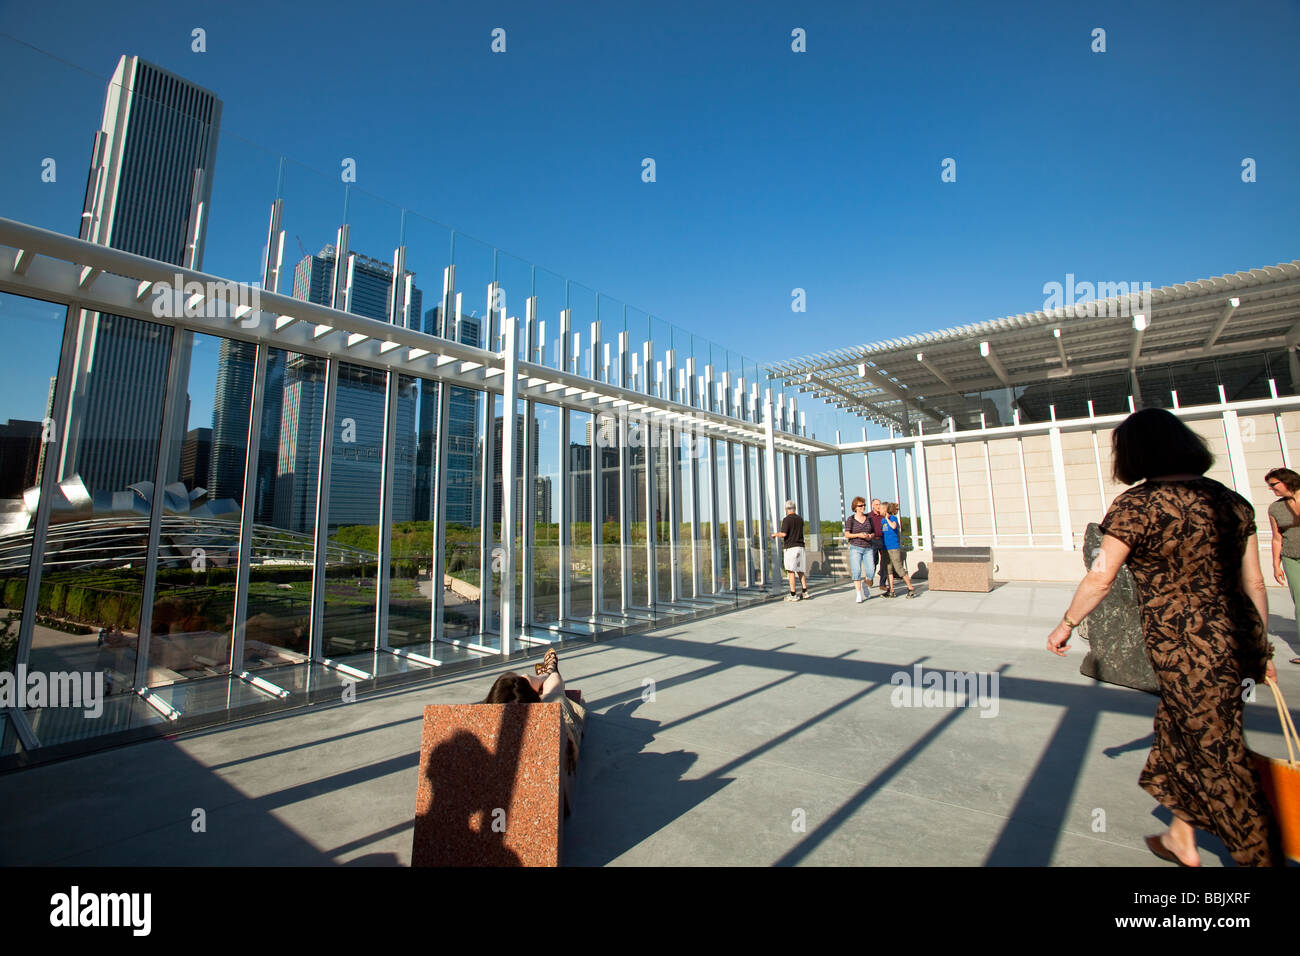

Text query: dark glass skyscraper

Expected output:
[67,56,222,494]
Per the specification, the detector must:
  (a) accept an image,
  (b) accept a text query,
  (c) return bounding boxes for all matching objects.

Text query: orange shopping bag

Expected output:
[1252,677,1300,863]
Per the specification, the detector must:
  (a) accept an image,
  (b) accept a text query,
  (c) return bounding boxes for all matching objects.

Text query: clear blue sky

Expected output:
[1,0,1297,508]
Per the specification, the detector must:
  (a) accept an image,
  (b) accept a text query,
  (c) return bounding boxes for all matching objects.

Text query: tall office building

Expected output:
[65,56,222,494]
[491,414,540,526]
[178,427,213,490]
[270,247,421,532]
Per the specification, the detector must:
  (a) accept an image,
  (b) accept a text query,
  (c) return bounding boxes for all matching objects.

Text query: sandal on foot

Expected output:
[1290,657,1300,665]
[535,648,559,676]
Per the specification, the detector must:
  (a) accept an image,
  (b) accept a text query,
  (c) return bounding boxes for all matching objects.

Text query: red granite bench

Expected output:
[411,691,583,867]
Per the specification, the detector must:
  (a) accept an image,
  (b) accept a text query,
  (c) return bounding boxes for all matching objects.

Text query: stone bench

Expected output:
[411,690,583,867]
[928,546,995,592]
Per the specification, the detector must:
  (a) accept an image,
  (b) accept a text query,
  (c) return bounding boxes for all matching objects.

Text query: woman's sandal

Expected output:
[535,648,559,677]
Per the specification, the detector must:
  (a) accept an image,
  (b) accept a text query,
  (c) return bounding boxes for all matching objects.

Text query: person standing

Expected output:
[772,499,808,602]
[1265,467,1300,664]
[844,496,876,603]
[868,499,889,592]
[882,502,918,599]
[1047,408,1280,867]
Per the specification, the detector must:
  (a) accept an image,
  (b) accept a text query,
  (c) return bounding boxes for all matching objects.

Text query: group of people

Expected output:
[768,496,919,602]
[843,496,918,601]
[1050,407,1294,867]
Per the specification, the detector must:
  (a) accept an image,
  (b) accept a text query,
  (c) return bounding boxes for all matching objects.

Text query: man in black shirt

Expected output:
[772,499,808,601]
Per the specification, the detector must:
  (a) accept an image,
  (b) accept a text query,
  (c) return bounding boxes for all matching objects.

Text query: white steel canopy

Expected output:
[771,261,1300,431]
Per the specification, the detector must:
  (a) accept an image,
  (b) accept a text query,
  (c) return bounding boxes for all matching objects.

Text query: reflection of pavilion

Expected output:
[0,474,374,573]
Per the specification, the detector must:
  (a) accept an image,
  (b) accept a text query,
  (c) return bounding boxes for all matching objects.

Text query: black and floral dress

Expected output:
[1100,477,1278,866]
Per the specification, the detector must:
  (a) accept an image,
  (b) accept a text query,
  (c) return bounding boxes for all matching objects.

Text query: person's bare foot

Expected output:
[1152,829,1201,867]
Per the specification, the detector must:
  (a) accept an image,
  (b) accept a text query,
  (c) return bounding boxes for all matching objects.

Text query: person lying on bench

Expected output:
[483,648,586,795]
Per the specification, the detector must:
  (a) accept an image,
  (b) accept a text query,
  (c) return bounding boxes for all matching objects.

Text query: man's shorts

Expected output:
[783,546,806,573]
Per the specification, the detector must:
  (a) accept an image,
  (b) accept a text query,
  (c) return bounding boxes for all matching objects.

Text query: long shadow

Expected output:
[774,673,973,866]
[563,699,731,866]
[983,693,1097,865]
[0,736,342,866]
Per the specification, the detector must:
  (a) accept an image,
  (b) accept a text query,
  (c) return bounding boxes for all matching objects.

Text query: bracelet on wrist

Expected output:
[1063,615,1079,630]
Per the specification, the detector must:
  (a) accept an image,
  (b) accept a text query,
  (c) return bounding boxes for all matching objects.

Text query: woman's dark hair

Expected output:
[483,672,541,704]
[1111,408,1214,484]
[1265,467,1300,493]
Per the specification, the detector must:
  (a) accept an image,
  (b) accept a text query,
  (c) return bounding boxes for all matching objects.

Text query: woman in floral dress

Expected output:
[1047,408,1280,866]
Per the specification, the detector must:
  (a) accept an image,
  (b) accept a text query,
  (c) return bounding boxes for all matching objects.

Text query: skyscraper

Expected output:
[65,56,222,494]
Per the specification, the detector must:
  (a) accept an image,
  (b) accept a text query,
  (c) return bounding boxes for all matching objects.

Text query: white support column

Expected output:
[891,442,901,511]
[1277,412,1292,469]
[905,446,918,550]
[1222,408,1255,507]
[310,358,340,661]
[913,438,933,551]
[644,340,658,607]
[555,312,572,624]
[686,360,702,597]
[478,283,500,635]
[835,431,846,522]
[665,350,682,602]
[374,245,410,657]
[1090,429,1107,514]
[374,365,400,656]
[982,439,997,547]
[428,266,455,651]
[617,332,632,610]
[589,320,603,618]
[1017,434,1033,548]
[951,441,965,546]
[721,376,737,593]
[764,395,781,586]
[862,426,871,497]
[1048,426,1073,551]
[705,366,721,592]
[805,452,821,553]
[520,297,538,629]
[499,315,520,654]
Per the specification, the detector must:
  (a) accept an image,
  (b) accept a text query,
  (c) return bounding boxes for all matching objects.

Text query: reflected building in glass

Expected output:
[66,55,222,494]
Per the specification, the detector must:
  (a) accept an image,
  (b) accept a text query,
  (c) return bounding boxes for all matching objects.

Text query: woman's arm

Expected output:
[1240,534,1277,681]
[1270,513,1286,585]
[1047,534,1131,656]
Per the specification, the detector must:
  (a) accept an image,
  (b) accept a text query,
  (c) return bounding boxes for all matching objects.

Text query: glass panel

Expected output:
[567,410,593,620]
[147,331,246,692]
[28,308,173,743]
[388,373,433,655]
[0,293,65,679]
[597,411,621,615]
[532,403,562,626]
[442,383,484,644]
[243,347,313,673]
[321,361,387,661]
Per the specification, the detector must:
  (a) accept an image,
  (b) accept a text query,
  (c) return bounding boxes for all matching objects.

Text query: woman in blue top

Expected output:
[881,502,918,599]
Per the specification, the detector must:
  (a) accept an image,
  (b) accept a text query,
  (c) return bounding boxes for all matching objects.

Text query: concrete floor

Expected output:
[2,580,1297,867]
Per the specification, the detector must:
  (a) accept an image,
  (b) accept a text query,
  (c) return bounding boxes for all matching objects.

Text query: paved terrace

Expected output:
[3,581,1298,867]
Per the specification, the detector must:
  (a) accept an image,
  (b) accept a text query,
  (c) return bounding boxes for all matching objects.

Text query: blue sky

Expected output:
[1,0,1298,507]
